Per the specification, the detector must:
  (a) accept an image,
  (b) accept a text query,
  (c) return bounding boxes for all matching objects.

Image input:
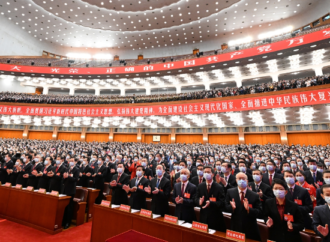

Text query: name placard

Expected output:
[267,240,276,242]
[15,184,22,189]
[192,221,208,233]
[4,182,12,187]
[50,190,59,196]
[226,230,245,242]
[119,204,131,213]
[38,188,46,194]
[100,200,111,207]
[26,186,34,191]
[164,214,178,224]
[140,209,152,218]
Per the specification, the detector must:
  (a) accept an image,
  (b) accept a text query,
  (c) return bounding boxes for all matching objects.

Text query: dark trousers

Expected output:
[62,195,74,227]
[95,189,103,204]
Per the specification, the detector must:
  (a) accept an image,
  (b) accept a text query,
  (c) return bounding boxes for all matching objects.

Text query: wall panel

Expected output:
[208,134,239,145]
[113,134,137,142]
[86,133,109,142]
[142,134,170,144]
[176,134,203,144]
[28,131,53,140]
[0,130,23,139]
[57,132,81,141]
[288,133,330,146]
[245,134,281,145]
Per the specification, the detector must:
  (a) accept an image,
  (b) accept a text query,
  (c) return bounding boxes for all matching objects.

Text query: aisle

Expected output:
[0,218,92,242]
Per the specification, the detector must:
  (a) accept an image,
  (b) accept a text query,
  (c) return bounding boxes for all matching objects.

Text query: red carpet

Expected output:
[105,230,167,242]
[0,219,92,242]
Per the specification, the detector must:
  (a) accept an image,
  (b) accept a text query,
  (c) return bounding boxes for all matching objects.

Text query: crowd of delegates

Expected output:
[2,139,330,241]
[0,74,329,105]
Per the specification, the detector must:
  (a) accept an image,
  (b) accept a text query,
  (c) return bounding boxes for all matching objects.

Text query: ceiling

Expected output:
[0,0,322,51]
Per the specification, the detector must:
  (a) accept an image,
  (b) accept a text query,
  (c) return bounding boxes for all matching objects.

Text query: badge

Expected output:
[249,204,253,208]
[294,199,302,205]
[56,173,60,176]
[210,197,216,202]
[184,193,190,199]
[138,185,143,189]
[284,214,294,222]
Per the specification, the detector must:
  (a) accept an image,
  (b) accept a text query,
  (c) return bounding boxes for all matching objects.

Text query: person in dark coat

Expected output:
[16,155,33,187]
[27,155,44,189]
[0,154,14,184]
[37,157,54,192]
[94,157,109,204]
[9,159,23,186]
[110,162,130,205]
[313,184,330,242]
[78,158,94,187]
[48,156,68,192]
[264,178,304,242]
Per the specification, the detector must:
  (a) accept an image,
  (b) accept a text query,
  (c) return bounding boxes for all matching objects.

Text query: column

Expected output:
[120,88,125,96]
[280,125,288,145]
[204,83,210,91]
[238,127,245,144]
[109,128,114,142]
[52,126,58,140]
[176,86,181,94]
[43,86,49,94]
[202,128,208,144]
[314,66,323,76]
[69,88,75,95]
[95,89,100,96]
[170,128,176,143]
[236,79,242,87]
[81,127,86,141]
[22,125,29,139]
[137,128,142,142]
[146,87,151,95]
[271,74,279,83]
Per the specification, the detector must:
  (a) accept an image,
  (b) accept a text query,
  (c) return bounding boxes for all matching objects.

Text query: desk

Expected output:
[85,187,100,222]
[0,186,71,234]
[91,205,259,242]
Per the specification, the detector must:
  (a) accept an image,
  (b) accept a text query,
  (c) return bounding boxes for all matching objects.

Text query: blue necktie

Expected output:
[313,173,316,183]
[156,179,160,188]
[135,178,139,186]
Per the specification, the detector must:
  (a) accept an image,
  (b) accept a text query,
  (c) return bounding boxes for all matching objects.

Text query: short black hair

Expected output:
[295,170,306,179]
[136,165,145,172]
[252,169,262,175]
[283,170,294,177]
[308,159,317,164]
[203,165,214,174]
[271,178,288,191]
[266,160,276,166]
[321,184,330,194]
[223,162,232,169]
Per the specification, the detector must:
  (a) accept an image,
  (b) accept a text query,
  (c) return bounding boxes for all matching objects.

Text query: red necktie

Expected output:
[207,184,210,193]
[44,167,47,172]
[241,192,244,205]
[199,177,202,184]
[56,166,59,172]
[117,175,121,182]
[269,174,272,185]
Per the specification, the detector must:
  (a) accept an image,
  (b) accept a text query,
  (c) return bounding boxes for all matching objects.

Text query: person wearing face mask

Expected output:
[195,166,226,232]
[173,161,187,186]
[123,165,149,210]
[48,156,68,193]
[186,158,197,178]
[150,153,164,176]
[9,158,23,186]
[264,178,304,242]
[235,161,253,182]
[92,157,109,204]
[144,164,171,217]
[172,168,196,223]
[281,162,292,173]
[0,154,14,184]
[295,171,316,209]
[37,157,54,192]
[284,170,313,230]
[304,159,324,188]
[27,155,44,190]
[316,170,330,206]
[190,164,205,187]
[313,184,330,242]
[16,154,33,188]
[128,156,140,179]
[62,158,80,229]
[140,158,153,180]
[317,163,325,174]
[77,157,94,187]
[215,162,237,192]
[110,162,130,205]
[297,158,308,171]
[324,158,330,170]
[225,172,261,241]
[258,162,267,174]
[262,160,284,186]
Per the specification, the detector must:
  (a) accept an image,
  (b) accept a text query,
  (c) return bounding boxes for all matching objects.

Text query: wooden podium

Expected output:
[0,185,71,234]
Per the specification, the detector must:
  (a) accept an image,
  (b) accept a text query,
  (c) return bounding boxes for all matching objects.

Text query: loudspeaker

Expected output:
[163,59,165,63]
[200,52,204,56]
[48,63,51,67]
[235,46,239,50]
[147,60,150,64]
[7,59,10,64]
[68,64,71,67]
[109,63,112,67]
[86,64,89,67]
[31,62,35,66]
[214,50,218,55]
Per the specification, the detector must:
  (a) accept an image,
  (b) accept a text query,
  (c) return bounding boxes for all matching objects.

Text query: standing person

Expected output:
[16,155,32,187]
[94,157,109,204]
[0,154,14,184]
[110,163,130,205]
[48,156,68,193]
[27,155,44,189]
[9,159,23,186]
[37,157,54,191]
[264,178,304,242]
[225,172,261,241]
[295,170,316,209]
[172,168,196,223]
[313,184,330,242]
[195,166,226,232]
[62,158,79,229]
[78,158,94,187]
[144,164,171,216]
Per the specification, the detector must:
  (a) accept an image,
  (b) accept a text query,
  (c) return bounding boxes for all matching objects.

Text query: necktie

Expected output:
[156,179,160,188]
[44,167,47,172]
[207,184,210,193]
[199,177,202,184]
[117,174,121,182]
[269,174,273,185]
[56,166,59,172]
[290,188,293,196]
[256,184,259,192]
[181,183,185,197]
[240,192,244,205]
[313,173,316,183]
[135,178,138,186]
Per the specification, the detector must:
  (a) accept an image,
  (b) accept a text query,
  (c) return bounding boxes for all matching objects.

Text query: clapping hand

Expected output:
[110,180,117,187]
[230,198,236,210]
[202,200,210,209]
[175,195,183,204]
[317,224,329,237]
[130,186,137,192]
[243,198,250,211]
[144,186,151,194]
[199,196,205,206]
[152,187,159,194]
[266,217,273,227]
[287,220,293,230]
[122,185,130,193]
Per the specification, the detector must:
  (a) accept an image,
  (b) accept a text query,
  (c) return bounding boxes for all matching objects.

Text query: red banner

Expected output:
[0,88,330,117]
[1,28,330,75]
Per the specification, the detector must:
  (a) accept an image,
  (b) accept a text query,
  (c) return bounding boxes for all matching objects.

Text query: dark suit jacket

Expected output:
[149,176,171,216]
[0,160,14,184]
[225,188,261,241]
[264,198,304,242]
[313,205,330,242]
[110,173,130,205]
[172,182,196,223]
[304,170,324,187]
[78,165,94,187]
[49,164,68,192]
[316,188,326,206]
[37,165,55,192]
[285,185,313,229]
[94,165,109,190]
[16,162,32,187]
[248,181,274,210]
[190,176,205,187]
[27,163,44,189]
[195,182,226,231]
[128,176,150,210]
[63,166,80,195]
[9,166,20,186]
[262,172,284,186]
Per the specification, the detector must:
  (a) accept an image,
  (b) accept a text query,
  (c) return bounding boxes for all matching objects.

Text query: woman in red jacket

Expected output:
[295,170,316,209]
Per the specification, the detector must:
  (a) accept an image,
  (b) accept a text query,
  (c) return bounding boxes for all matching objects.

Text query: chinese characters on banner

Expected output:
[0,88,330,117]
[0,28,329,75]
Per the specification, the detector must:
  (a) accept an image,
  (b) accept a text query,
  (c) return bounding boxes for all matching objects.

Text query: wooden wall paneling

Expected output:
[85,133,109,142]
[175,134,203,144]
[141,134,170,143]
[287,133,330,146]
[0,130,23,139]
[244,134,281,145]
[28,131,53,140]
[57,132,81,141]
[113,134,137,142]
[208,134,239,144]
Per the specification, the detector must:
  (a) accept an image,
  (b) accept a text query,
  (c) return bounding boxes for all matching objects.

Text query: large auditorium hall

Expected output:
[1,0,330,241]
